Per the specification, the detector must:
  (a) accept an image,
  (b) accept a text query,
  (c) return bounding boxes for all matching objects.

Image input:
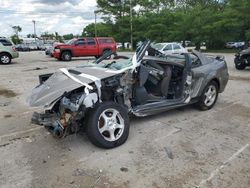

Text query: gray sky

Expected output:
[0,0,98,37]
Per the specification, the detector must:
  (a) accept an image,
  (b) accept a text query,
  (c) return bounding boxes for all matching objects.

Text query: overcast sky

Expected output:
[0,0,98,37]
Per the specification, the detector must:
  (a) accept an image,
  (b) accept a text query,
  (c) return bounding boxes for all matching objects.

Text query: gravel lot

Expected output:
[0,51,250,188]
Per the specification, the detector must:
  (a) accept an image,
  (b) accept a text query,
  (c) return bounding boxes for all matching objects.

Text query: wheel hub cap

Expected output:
[98,108,125,142]
[1,56,10,64]
[204,85,216,106]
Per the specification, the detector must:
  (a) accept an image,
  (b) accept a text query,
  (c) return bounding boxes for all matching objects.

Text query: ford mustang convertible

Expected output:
[27,40,229,148]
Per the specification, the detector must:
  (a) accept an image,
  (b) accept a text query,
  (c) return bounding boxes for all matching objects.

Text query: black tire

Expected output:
[235,61,246,70]
[86,102,130,149]
[197,81,218,111]
[0,53,11,64]
[61,51,72,61]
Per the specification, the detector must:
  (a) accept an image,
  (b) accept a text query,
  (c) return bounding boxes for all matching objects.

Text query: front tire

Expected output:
[87,102,130,149]
[197,81,218,111]
[0,53,11,64]
[235,61,246,70]
[61,51,72,61]
[235,57,246,70]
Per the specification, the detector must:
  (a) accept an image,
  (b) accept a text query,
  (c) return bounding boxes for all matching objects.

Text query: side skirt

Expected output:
[131,97,200,117]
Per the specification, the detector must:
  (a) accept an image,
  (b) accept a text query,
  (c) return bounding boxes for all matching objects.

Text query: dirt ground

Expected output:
[0,51,250,188]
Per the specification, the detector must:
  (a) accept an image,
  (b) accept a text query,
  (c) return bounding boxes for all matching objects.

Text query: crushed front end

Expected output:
[30,89,99,138]
[27,68,101,138]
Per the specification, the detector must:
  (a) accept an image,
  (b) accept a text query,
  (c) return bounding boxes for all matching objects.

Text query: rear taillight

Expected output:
[12,47,17,51]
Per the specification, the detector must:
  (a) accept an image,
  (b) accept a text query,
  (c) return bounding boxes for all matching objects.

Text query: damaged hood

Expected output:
[27,67,118,107]
[27,40,151,107]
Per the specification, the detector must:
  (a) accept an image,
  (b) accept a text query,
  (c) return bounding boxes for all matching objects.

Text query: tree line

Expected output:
[9,0,249,50]
[83,0,250,49]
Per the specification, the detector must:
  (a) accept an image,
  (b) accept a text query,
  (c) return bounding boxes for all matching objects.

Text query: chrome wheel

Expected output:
[1,55,10,64]
[64,54,70,60]
[62,51,72,61]
[204,85,217,107]
[98,108,125,142]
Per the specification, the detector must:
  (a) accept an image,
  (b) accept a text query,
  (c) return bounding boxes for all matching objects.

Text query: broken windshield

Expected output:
[76,58,133,71]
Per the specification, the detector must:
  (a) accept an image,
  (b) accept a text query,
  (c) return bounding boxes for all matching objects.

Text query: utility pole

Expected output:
[94,11,97,37]
[130,0,133,50]
[32,20,36,42]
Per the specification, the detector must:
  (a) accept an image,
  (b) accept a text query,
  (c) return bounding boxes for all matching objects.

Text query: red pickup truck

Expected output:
[52,37,117,61]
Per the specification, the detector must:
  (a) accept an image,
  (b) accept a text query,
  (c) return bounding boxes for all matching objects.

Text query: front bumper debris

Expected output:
[31,112,65,138]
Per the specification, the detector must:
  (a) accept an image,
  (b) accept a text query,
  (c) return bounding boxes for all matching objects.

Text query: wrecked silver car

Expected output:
[27,40,229,148]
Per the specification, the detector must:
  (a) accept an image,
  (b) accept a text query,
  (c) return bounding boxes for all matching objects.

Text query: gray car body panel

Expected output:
[240,47,250,56]
[27,67,118,107]
[191,51,229,98]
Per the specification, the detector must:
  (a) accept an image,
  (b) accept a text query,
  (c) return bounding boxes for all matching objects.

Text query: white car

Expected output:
[226,42,245,49]
[153,42,188,54]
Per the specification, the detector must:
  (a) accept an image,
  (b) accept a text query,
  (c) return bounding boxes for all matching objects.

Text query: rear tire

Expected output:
[0,53,11,64]
[197,81,218,111]
[61,51,72,61]
[235,61,246,70]
[86,102,130,149]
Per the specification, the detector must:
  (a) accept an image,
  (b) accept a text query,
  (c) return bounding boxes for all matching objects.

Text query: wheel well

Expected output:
[211,78,220,90]
[61,50,72,57]
[0,52,12,58]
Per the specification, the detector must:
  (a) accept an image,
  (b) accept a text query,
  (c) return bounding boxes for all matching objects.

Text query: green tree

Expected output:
[11,26,22,44]
[223,0,250,42]
[83,22,114,37]
[12,26,22,37]
[55,32,63,42]
[10,35,22,44]
[84,0,250,50]
[63,33,74,40]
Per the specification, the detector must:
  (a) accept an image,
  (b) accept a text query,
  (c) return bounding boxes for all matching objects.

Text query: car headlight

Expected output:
[54,48,60,53]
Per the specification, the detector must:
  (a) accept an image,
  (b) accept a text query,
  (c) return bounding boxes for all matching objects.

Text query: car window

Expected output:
[0,39,12,46]
[76,39,86,46]
[163,44,172,51]
[152,43,165,50]
[173,44,181,50]
[87,38,96,45]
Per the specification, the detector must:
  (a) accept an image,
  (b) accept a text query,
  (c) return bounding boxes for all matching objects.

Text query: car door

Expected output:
[74,39,87,56]
[86,38,98,56]
[189,54,206,98]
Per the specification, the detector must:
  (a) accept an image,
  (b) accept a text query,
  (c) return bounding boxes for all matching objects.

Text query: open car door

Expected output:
[132,46,193,116]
